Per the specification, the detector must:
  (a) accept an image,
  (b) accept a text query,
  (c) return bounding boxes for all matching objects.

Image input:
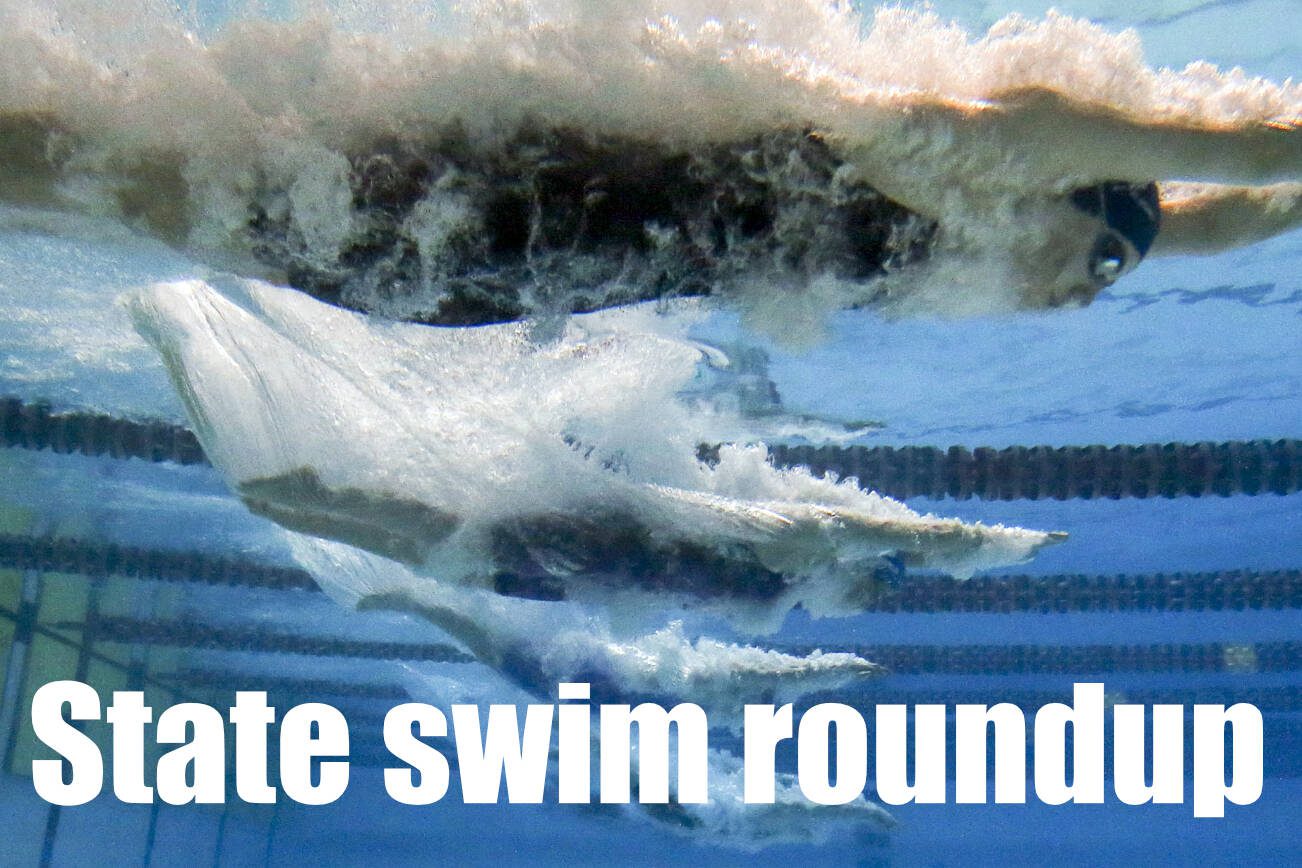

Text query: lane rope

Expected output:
[73,613,1299,675]
[6,396,1298,500]
[3,534,1298,614]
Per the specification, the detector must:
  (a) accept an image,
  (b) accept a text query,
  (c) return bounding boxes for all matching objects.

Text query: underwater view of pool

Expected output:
[0,0,1298,864]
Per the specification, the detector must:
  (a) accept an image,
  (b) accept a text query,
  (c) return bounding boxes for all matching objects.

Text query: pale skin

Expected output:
[854,86,1300,212]
[1153,181,1302,256]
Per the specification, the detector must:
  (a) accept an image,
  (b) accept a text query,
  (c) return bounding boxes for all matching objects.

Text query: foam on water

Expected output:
[292,536,883,712]
[126,277,1061,631]
[293,533,896,843]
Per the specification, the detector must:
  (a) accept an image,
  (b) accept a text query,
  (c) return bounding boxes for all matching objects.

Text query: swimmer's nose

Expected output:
[1062,283,1103,307]
[1025,283,1098,311]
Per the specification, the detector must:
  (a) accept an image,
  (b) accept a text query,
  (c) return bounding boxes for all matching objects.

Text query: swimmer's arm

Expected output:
[993,87,1299,185]
[891,87,1300,187]
[1151,182,1302,256]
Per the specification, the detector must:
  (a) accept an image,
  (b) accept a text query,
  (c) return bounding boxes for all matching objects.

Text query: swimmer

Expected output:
[847,86,1302,309]
[226,89,1301,322]
[0,84,1297,323]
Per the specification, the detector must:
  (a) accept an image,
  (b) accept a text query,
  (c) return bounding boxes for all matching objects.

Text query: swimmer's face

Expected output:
[1017,182,1161,309]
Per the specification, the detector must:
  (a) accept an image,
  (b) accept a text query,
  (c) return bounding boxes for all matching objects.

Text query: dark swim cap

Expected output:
[1070,181,1162,258]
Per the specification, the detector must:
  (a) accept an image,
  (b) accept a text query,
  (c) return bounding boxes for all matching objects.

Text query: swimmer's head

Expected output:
[1017,181,1161,308]
[1071,181,1161,286]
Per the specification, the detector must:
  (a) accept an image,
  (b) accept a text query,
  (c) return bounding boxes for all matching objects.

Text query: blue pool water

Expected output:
[0,1,1299,864]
